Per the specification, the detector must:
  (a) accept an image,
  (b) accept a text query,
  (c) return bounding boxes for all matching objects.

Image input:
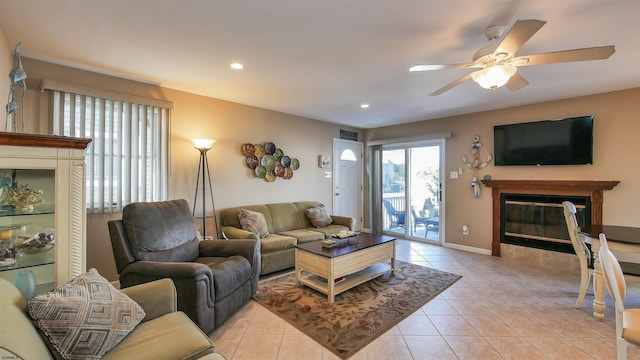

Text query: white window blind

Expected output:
[52,90,169,213]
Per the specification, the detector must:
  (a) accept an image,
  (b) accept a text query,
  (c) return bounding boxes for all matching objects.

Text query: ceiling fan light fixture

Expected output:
[471,65,517,90]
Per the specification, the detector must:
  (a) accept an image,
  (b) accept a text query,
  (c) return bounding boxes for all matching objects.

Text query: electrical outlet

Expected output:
[462,225,469,235]
[450,171,458,179]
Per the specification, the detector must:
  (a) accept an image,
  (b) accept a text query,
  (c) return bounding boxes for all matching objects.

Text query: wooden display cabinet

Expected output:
[0,132,90,294]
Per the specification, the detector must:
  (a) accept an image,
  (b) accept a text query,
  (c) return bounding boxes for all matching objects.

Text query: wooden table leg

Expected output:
[591,239,606,321]
[328,266,335,304]
[294,249,301,286]
[391,240,396,275]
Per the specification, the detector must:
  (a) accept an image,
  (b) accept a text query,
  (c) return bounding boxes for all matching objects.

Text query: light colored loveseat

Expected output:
[220,201,355,275]
[0,277,226,360]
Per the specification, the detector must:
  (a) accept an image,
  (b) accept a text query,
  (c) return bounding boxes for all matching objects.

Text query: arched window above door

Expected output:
[340,149,357,161]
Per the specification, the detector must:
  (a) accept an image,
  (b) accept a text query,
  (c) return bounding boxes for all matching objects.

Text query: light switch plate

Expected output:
[450,171,458,179]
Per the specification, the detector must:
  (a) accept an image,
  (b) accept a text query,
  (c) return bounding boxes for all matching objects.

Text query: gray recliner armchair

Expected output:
[108,199,260,334]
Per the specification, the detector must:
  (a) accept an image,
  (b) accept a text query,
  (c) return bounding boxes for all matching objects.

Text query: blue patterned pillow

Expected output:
[27,268,145,359]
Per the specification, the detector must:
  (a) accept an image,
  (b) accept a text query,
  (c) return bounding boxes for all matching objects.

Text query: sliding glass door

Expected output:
[382,141,441,242]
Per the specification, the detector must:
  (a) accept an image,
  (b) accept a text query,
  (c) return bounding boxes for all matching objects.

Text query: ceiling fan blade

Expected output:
[510,46,615,66]
[505,73,529,91]
[410,64,474,72]
[429,73,473,96]
[495,19,546,57]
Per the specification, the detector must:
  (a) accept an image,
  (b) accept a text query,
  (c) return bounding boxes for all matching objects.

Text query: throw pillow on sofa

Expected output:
[27,268,146,360]
[238,208,270,238]
[306,204,333,228]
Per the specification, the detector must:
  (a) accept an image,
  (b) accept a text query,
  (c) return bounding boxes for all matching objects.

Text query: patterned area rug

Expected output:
[253,261,461,359]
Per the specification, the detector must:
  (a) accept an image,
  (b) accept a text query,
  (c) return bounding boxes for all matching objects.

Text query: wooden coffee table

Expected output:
[294,233,396,303]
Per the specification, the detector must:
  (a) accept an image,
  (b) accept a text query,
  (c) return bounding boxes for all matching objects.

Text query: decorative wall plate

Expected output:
[264,142,276,155]
[280,155,291,167]
[265,172,276,182]
[274,163,285,177]
[274,148,284,161]
[254,165,267,178]
[242,143,255,157]
[254,144,265,158]
[246,155,259,169]
[290,158,300,170]
[261,154,277,171]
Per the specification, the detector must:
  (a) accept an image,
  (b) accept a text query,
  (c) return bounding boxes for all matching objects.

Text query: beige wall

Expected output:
[18,58,362,280]
[4,48,639,281]
[0,27,11,126]
[365,88,640,251]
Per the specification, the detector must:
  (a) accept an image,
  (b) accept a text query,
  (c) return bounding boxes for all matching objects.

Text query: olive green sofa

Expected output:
[220,201,355,275]
[0,277,226,360]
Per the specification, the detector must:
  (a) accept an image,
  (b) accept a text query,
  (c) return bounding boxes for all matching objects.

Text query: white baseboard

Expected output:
[444,242,492,255]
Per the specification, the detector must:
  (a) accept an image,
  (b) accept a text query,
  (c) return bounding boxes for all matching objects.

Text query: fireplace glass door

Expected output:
[501,194,590,253]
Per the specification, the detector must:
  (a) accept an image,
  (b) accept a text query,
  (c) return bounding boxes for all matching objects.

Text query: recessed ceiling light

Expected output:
[230,63,244,70]
[360,103,370,109]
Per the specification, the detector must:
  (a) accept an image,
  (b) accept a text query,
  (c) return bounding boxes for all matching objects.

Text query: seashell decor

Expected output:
[8,184,44,211]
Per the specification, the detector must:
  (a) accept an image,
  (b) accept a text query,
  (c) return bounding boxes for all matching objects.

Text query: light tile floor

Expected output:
[209,239,640,359]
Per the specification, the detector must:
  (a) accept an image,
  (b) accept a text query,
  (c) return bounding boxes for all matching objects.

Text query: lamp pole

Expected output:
[192,139,218,239]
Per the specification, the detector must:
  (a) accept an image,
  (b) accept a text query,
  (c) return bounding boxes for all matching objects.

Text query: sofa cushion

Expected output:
[239,208,270,238]
[259,234,297,253]
[305,204,333,228]
[0,278,52,360]
[277,229,325,243]
[267,203,306,233]
[305,224,349,238]
[28,268,146,360]
[102,312,215,360]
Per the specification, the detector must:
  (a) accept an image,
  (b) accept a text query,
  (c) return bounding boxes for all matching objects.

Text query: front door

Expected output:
[333,139,363,230]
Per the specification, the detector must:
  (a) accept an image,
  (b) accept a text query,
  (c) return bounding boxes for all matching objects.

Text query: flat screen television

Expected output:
[494,115,594,166]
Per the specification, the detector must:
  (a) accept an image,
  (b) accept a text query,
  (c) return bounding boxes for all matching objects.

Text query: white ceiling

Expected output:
[1,0,639,129]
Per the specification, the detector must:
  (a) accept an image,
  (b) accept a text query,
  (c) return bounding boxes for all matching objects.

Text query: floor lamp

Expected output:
[192,138,219,239]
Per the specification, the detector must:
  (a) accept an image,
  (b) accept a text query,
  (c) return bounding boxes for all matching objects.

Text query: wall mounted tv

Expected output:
[494,115,594,166]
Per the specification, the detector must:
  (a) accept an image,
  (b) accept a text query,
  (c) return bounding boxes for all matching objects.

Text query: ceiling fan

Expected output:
[410,19,615,96]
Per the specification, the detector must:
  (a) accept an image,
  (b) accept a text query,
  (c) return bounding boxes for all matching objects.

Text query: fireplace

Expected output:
[482,180,620,256]
[501,193,590,253]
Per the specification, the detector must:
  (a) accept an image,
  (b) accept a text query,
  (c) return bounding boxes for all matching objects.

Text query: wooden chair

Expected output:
[599,233,640,360]
[562,201,593,308]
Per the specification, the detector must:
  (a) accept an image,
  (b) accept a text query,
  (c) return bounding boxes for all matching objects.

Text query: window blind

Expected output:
[52,91,169,213]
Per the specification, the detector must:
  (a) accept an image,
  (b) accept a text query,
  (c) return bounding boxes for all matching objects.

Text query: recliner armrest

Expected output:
[199,239,261,295]
[108,220,137,273]
[122,261,212,279]
[119,278,177,321]
[330,215,355,230]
